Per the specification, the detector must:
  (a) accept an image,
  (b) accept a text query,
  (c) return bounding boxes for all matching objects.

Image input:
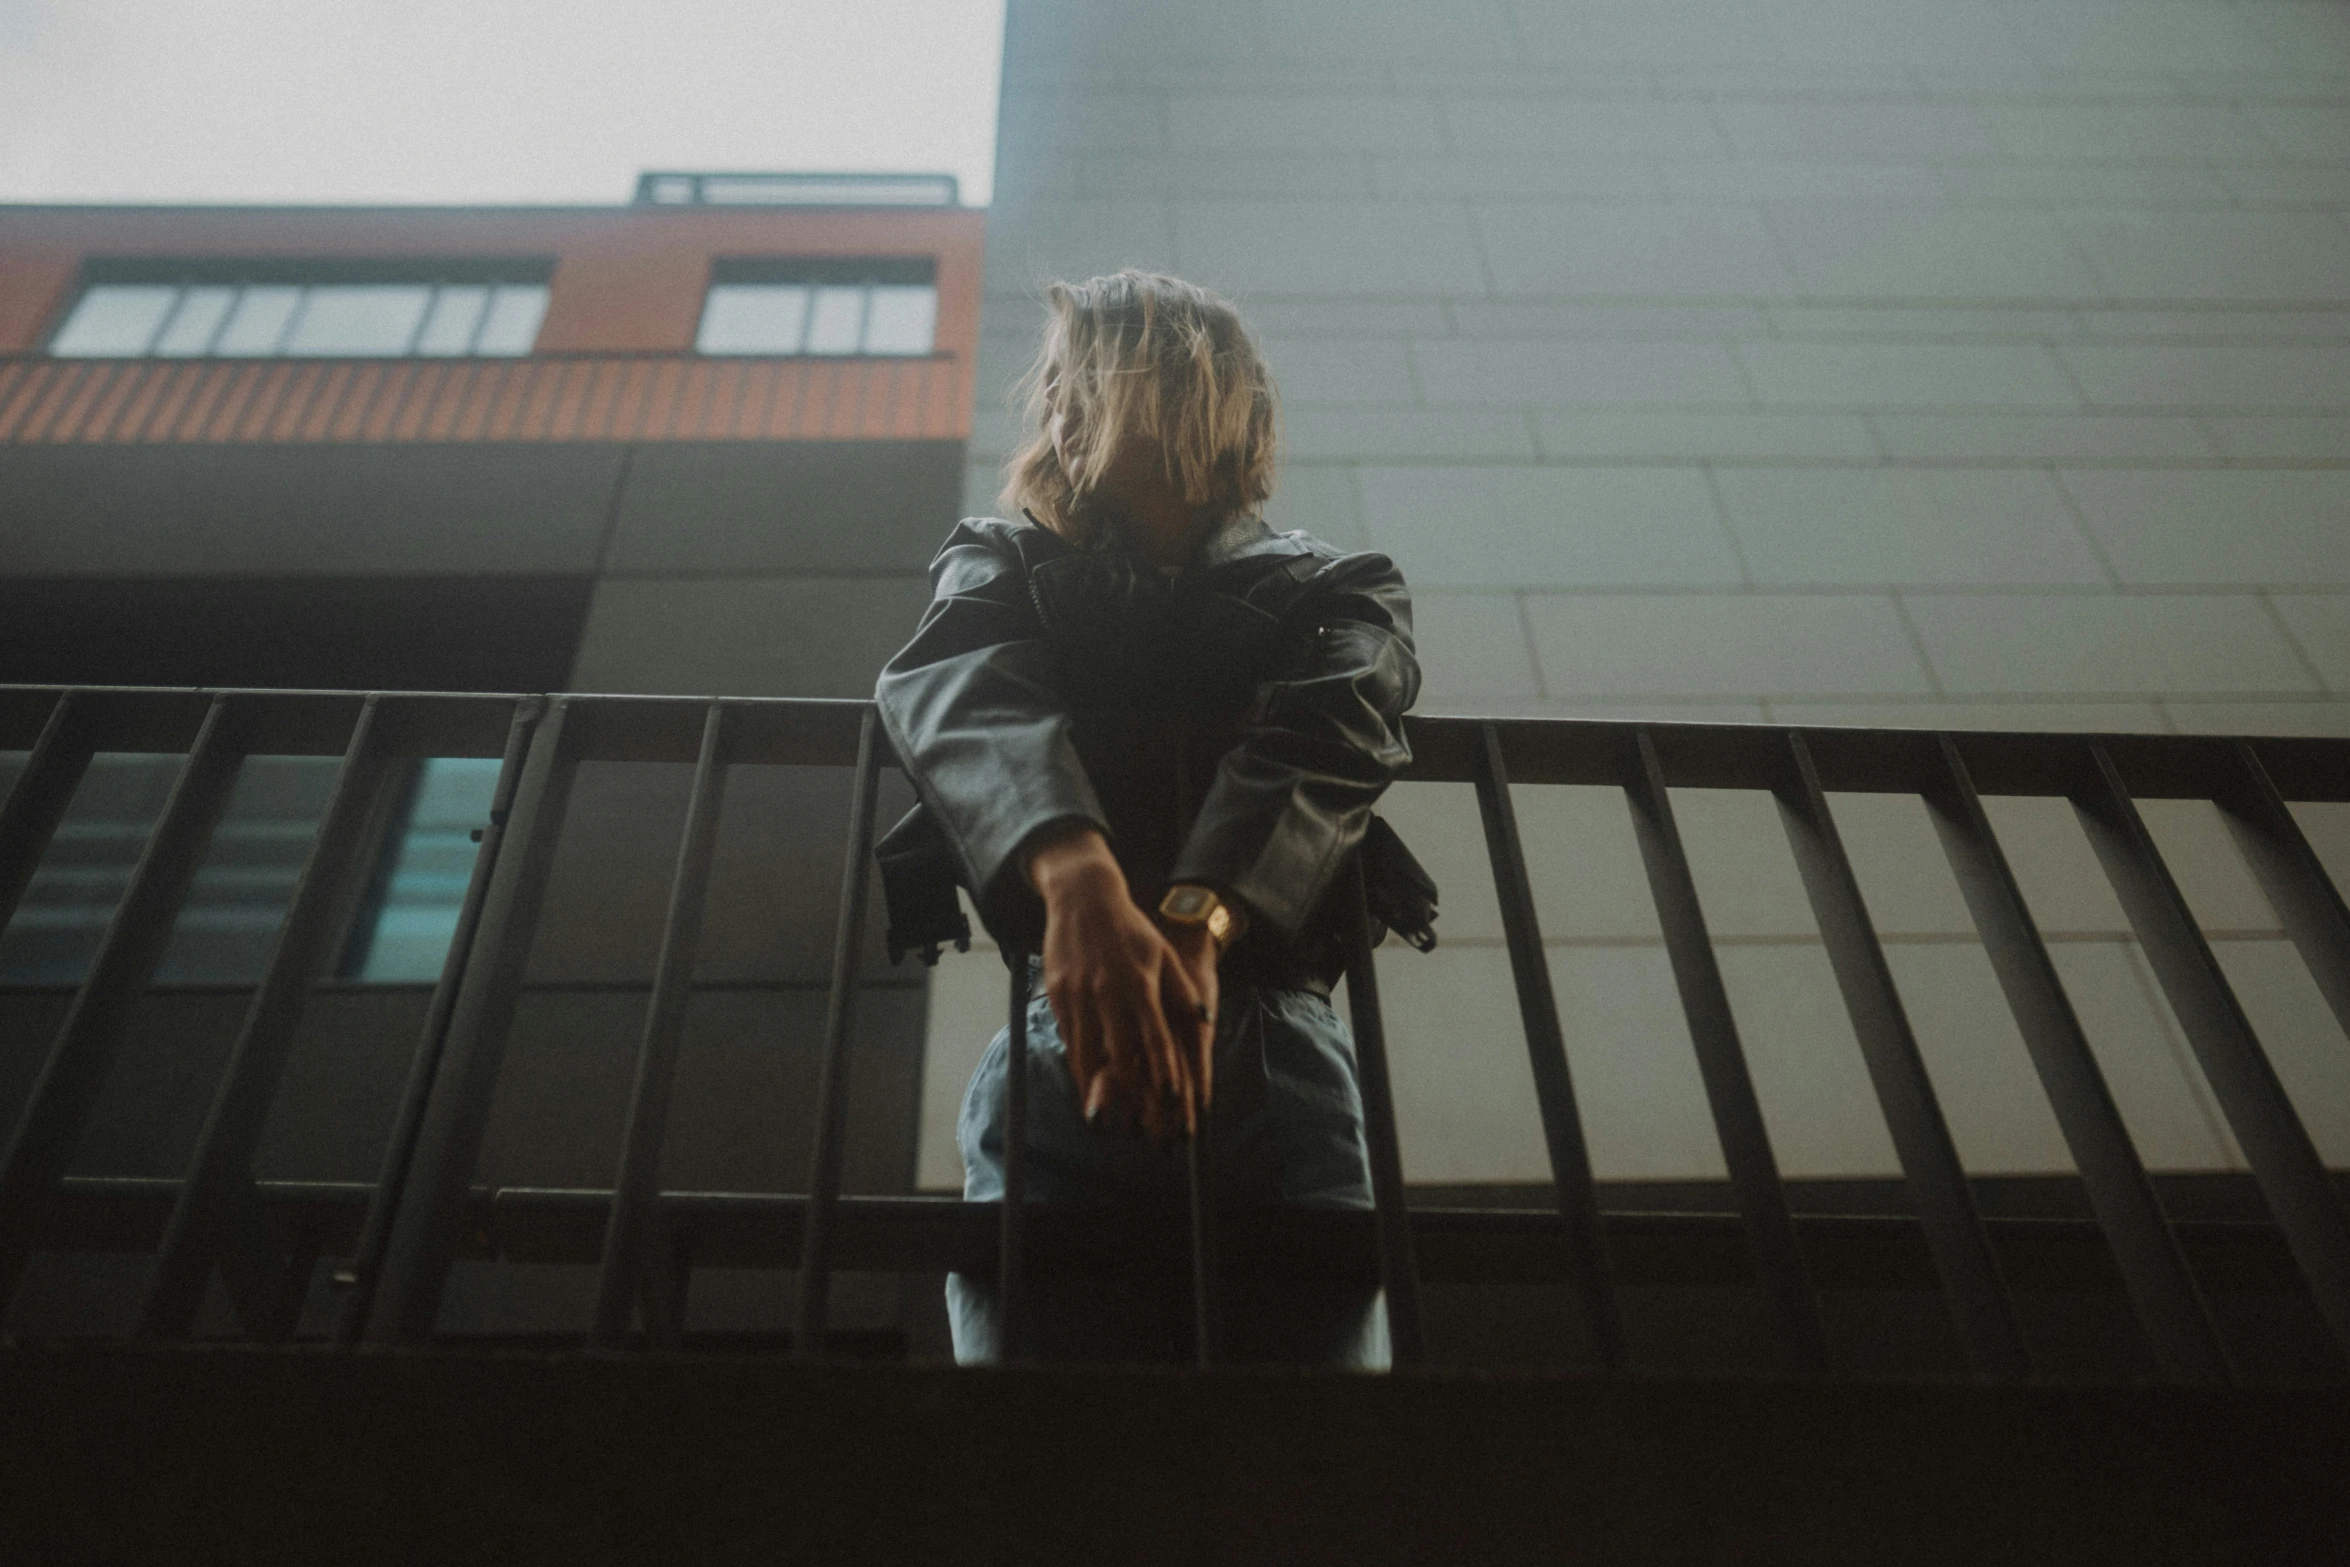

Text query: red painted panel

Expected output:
[0,352,969,443]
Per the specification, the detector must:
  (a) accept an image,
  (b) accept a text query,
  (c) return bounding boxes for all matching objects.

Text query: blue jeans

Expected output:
[947,973,1390,1369]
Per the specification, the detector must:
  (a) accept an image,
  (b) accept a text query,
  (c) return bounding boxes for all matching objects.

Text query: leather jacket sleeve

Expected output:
[1169,549,1418,940]
[873,519,1107,934]
[875,517,1419,953]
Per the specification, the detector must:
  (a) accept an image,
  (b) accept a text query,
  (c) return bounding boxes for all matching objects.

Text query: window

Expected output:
[695,259,937,357]
[347,758,502,982]
[0,752,497,988]
[0,754,340,985]
[49,273,550,359]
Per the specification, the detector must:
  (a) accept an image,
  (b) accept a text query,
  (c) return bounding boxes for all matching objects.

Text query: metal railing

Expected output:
[1,684,2346,1382]
[633,171,962,208]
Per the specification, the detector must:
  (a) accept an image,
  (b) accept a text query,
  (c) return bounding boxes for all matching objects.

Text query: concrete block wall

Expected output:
[917,0,2350,1189]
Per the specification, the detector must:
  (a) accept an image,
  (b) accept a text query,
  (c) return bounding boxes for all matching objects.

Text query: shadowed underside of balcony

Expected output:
[2,1343,2346,1566]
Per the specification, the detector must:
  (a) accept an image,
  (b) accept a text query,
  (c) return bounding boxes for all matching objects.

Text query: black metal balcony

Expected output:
[3,684,2346,1384]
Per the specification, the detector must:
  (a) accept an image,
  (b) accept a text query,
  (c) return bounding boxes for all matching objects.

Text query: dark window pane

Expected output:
[0,754,337,986]
[156,757,340,983]
[0,754,178,984]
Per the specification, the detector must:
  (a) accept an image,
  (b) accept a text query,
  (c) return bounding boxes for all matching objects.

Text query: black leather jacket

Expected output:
[873,511,1420,987]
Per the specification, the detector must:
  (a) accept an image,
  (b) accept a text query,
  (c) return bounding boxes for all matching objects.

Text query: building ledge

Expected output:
[2,1342,2344,1564]
[0,351,972,444]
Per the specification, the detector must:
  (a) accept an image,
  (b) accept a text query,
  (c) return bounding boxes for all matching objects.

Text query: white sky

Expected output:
[0,0,1005,207]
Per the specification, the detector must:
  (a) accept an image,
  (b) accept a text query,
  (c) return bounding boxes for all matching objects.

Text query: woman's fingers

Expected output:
[1048,982,1097,1117]
[1159,955,1202,1030]
[1100,984,1164,1135]
[1053,977,1125,1133]
[1033,841,1234,1140]
[1048,922,1219,1142]
[1124,989,1181,1142]
[1108,978,1163,1100]
[1044,978,1088,1108]
[1087,977,1150,1117]
[1076,989,1137,1130]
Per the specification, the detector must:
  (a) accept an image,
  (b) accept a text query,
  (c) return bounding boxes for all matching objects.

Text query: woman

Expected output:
[874,269,1421,1369]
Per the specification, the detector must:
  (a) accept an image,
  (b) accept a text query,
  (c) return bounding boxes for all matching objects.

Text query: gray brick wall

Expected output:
[925,0,2350,1186]
[970,0,2348,736]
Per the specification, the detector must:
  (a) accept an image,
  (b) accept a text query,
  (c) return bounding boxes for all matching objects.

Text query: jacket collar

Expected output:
[1017,509,1310,576]
[1193,513,1292,569]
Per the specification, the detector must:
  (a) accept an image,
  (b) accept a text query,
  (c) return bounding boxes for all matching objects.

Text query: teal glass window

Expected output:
[350,758,502,983]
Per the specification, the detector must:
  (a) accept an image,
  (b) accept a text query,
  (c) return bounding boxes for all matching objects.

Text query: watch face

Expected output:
[1163,885,1212,919]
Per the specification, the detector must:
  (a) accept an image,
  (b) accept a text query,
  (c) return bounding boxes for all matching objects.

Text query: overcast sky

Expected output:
[0,0,1005,207]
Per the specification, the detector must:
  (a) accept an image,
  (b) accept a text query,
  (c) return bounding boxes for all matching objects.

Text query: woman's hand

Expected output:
[1027,825,1209,1141]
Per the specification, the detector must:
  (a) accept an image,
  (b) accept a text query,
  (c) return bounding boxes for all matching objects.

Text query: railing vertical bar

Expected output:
[639,1209,690,1352]
[1187,1106,1218,1368]
[1173,730,1218,1368]
[1341,852,1426,1368]
[1624,728,1829,1377]
[1774,730,2029,1381]
[0,694,245,1312]
[1472,722,1626,1372]
[794,707,885,1361]
[335,697,542,1347]
[2217,742,2350,1045]
[0,691,96,933]
[363,696,580,1346]
[591,701,730,1350]
[138,696,402,1340]
[998,951,1030,1364]
[209,1177,291,1339]
[266,1216,328,1344]
[1924,736,2229,1385]
[2072,740,2350,1360]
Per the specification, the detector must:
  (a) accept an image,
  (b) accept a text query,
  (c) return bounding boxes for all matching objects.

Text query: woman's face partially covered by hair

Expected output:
[1004,269,1279,546]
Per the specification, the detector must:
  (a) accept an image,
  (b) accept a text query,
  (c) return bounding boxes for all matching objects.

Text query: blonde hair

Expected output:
[1000,269,1278,543]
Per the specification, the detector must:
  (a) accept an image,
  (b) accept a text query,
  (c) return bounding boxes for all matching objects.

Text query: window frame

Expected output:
[694,256,941,359]
[45,259,557,361]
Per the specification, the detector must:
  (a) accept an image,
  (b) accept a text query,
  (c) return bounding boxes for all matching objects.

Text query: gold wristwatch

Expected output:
[1158,884,1246,953]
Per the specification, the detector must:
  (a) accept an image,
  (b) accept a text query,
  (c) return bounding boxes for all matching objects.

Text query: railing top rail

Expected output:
[6,685,2342,802]
[1422,718,2350,804]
